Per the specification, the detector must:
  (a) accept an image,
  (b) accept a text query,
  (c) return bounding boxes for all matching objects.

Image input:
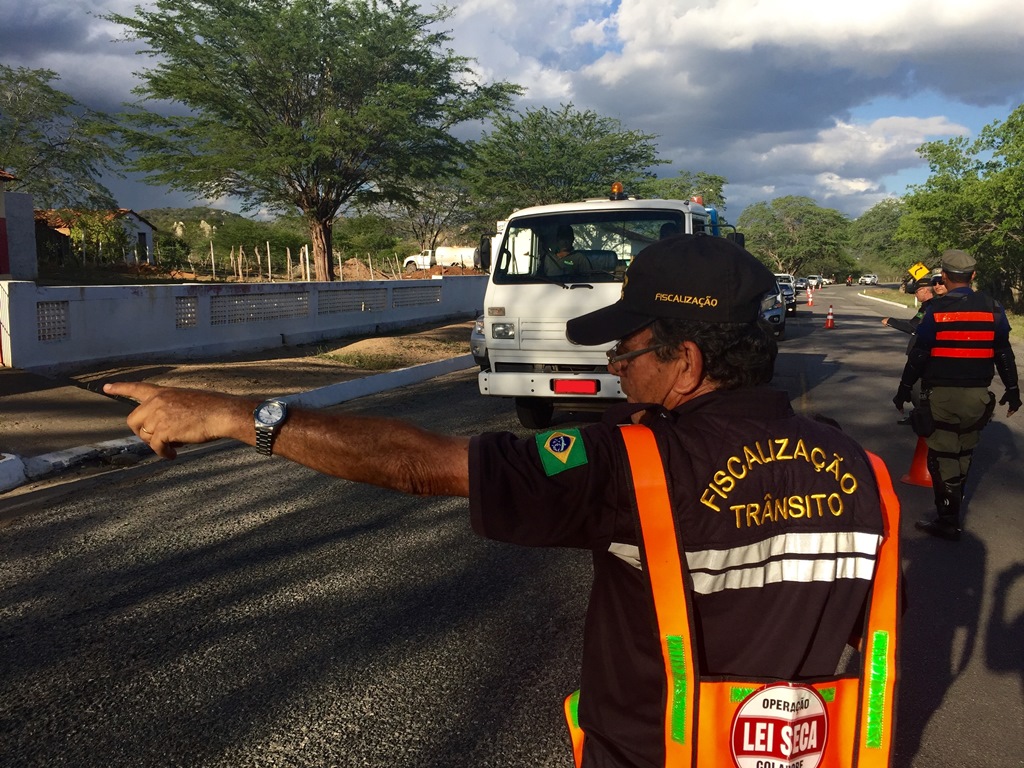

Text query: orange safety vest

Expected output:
[565,424,901,768]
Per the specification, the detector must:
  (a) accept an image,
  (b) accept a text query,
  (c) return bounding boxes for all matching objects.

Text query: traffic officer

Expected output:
[883,276,947,424]
[893,248,1020,541]
[106,235,900,767]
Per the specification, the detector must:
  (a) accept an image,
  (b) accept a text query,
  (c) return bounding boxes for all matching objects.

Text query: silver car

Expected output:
[760,282,787,340]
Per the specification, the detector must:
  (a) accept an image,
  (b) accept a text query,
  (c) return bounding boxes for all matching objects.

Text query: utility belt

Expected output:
[564,425,901,768]
[910,388,995,437]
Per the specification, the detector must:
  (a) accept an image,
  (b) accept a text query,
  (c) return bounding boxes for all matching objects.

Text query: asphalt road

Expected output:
[2,289,1022,767]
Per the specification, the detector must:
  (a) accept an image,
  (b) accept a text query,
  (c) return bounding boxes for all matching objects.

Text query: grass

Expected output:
[861,287,918,308]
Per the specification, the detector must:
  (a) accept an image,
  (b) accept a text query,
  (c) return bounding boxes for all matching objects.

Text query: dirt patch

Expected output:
[67,320,476,398]
[339,258,483,281]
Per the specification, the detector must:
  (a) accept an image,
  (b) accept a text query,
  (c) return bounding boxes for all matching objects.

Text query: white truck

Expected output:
[403,245,477,271]
[476,185,744,428]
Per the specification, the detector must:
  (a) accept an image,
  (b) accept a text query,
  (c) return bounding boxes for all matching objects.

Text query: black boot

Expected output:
[916,478,962,541]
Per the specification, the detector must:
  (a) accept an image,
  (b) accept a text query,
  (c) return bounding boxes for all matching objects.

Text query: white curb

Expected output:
[281,354,476,409]
[1,453,28,493]
[2,355,477,494]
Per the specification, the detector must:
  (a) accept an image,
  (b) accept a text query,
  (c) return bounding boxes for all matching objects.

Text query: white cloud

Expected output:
[3,0,1023,217]
[571,17,609,47]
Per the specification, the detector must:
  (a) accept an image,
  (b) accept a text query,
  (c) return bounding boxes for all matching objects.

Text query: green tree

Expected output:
[637,170,728,209]
[366,173,473,252]
[45,210,133,266]
[849,198,930,276]
[464,103,666,224]
[0,65,123,208]
[900,103,1024,309]
[334,214,399,256]
[144,207,309,274]
[213,216,306,267]
[106,0,519,282]
[738,196,851,276]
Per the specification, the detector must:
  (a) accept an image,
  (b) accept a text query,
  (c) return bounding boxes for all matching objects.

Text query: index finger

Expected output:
[104,381,163,403]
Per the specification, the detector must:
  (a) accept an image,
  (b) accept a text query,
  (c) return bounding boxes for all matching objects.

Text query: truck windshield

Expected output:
[493,211,687,285]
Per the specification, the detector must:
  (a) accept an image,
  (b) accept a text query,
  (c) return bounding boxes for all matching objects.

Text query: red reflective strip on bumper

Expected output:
[935,331,995,341]
[934,311,995,323]
[932,347,995,358]
[553,379,600,395]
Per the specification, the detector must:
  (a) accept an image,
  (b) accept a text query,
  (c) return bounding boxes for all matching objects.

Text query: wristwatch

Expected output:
[253,399,289,456]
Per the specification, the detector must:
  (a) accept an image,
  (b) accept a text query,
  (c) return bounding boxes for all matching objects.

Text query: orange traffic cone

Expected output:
[901,436,932,487]
[807,288,814,308]
[824,305,835,329]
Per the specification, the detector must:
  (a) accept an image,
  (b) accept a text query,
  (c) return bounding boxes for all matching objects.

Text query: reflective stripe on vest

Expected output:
[566,425,901,768]
[931,310,996,360]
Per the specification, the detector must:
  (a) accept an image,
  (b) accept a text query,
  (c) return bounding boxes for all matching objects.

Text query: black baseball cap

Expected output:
[566,234,776,346]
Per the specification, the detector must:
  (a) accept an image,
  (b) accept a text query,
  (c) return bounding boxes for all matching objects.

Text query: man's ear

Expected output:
[671,340,706,395]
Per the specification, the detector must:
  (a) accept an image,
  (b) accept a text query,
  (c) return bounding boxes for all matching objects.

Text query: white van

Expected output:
[477,187,744,428]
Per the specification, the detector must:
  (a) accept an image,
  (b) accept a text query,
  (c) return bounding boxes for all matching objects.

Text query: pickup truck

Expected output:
[403,246,477,271]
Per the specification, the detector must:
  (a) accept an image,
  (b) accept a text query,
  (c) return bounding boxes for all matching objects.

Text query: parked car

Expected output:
[806,275,824,289]
[779,282,797,315]
[760,282,787,339]
[793,277,808,290]
[774,272,795,287]
[858,274,879,285]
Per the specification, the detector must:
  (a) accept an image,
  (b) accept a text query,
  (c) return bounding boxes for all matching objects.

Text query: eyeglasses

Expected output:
[606,343,666,366]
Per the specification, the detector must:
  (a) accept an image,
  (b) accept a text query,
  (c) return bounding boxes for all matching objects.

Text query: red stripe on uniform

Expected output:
[931,347,995,358]
[934,311,995,323]
[935,331,995,341]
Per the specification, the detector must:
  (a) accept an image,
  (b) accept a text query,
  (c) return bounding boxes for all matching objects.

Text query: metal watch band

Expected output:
[255,425,275,456]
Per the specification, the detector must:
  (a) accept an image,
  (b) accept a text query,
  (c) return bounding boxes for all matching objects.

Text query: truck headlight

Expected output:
[491,322,516,339]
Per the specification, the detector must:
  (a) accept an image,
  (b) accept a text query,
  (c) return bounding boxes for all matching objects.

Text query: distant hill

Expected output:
[139,206,250,234]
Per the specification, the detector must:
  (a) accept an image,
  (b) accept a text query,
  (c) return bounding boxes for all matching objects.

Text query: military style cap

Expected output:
[566,234,776,346]
[941,249,976,273]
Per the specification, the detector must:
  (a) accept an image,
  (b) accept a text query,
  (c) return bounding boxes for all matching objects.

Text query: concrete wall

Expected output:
[0,192,38,281]
[1,275,486,373]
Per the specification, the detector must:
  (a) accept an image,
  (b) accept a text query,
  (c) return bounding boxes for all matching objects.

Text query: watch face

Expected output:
[256,401,285,425]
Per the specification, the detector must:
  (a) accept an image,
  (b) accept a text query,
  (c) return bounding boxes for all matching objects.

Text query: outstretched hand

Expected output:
[103,382,252,459]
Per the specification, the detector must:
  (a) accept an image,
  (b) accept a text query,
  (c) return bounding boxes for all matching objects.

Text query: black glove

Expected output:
[1000,386,1021,412]
[893,383,913,411]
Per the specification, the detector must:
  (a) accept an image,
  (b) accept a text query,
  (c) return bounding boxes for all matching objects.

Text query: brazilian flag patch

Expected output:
[536,429,588,476]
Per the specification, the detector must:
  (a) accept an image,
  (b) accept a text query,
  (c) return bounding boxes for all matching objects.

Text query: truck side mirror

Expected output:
[727,232,745,248]
[478,235,491,270]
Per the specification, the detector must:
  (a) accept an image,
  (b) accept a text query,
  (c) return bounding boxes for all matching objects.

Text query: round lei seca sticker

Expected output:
[730,683,828,768]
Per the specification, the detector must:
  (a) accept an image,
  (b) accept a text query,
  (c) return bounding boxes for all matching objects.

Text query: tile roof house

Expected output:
[34,208,157,266]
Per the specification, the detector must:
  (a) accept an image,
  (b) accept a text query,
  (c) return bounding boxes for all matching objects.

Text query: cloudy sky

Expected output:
[3,0,1023,221]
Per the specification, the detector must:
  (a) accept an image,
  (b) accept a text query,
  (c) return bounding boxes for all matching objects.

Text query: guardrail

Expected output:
[1,276,486,373]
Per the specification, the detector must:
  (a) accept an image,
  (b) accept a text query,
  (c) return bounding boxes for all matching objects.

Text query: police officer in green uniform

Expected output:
[893,249,1020,540]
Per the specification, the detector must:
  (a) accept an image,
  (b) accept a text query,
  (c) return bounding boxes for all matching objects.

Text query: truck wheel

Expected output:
[515,398,555,430]
[404,262,418,272]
